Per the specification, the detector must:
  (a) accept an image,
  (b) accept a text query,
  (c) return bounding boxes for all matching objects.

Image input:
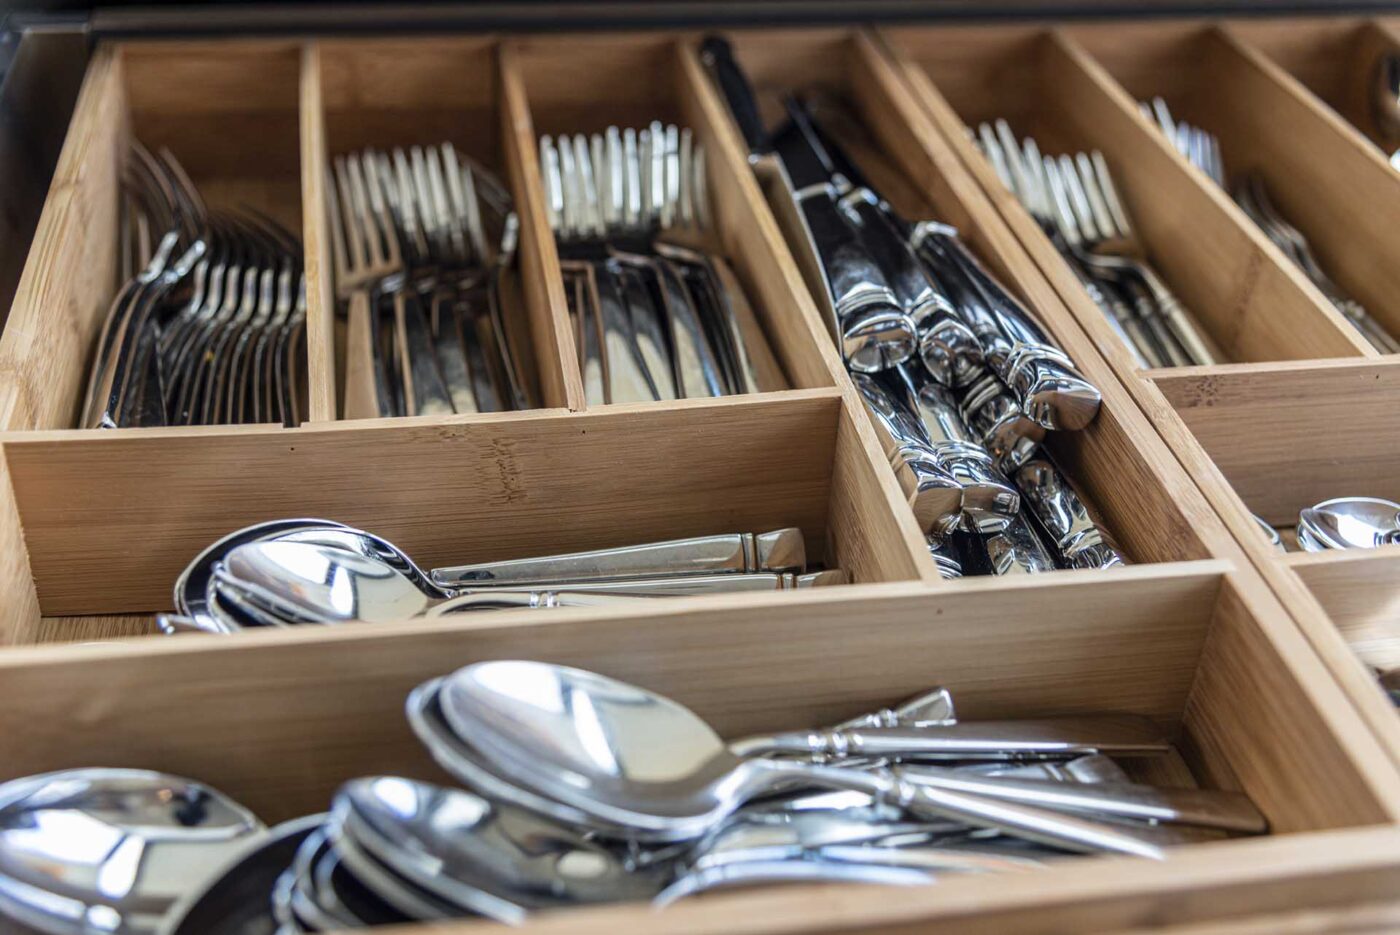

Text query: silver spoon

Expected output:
[159,813,324,935]
[435,661,1172,857]
[219,541,647,626]
[335,776,664,920]
[1297,497,1400,551]
[164,518,350,634]
[0,769,264,935]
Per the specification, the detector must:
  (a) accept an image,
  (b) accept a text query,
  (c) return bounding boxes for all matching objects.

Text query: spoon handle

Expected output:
[429,529,805,588]
[730,716,1171,760]
[895,767,1266,833]
[746,760,1173,859]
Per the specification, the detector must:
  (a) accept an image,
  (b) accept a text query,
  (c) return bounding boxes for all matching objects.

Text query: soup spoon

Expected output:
[436,661,1172,856]
[1297,497,1400,551]
[219,541,647,625]
[166,518,350,634]
[0,769,264,935]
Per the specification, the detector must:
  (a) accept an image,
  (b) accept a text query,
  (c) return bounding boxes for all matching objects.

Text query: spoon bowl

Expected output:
[1297,497,1400,551]
[0,769,263,935]
[221,540,434,624]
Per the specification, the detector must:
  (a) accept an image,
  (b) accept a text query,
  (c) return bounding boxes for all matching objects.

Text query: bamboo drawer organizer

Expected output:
[884,5,1400,845]
[0,25,1399,934]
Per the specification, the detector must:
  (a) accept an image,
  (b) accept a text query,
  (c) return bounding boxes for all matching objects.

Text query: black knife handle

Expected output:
[838,189,941,325]
[700,36,769,157]
[797,188,916,372]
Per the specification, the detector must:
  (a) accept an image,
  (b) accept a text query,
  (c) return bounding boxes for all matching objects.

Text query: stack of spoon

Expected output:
[157,519,844,635]
[0,665,1266,933]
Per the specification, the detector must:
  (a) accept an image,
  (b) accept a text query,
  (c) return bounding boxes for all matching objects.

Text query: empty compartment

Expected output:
[504,33,838,409]
[0,564,1395,933]
[2,389,927,638]
[699,29,1221,575]
[1067,20,1400,355]
[884,24,1370,373]
[314,38,567,419]
[0,40,322,431]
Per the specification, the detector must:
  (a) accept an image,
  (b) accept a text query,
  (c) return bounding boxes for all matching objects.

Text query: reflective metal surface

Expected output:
[0,769,263,935]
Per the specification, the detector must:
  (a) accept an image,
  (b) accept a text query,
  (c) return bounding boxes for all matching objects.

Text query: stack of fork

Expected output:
[540,122,785,404]
[327,144,530,419]
[82,144,308,429]
[1141,97,1399,354]
[973,119,1224,370]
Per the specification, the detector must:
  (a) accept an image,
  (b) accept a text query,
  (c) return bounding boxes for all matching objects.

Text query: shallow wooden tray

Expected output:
[881,14,1400,790]
[0,25,1397,934]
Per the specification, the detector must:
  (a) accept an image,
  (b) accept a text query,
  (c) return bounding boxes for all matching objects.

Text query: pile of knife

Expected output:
[700,37,1123,577]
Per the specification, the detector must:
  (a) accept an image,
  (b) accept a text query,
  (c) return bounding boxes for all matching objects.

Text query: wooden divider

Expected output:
[2,24,1400,934]
[1226,17,1400,155]
[882,24,1371,374]
[299,41,337,422]
[1065,21,1400,353]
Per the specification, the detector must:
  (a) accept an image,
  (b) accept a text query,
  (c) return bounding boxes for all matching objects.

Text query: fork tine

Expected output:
[334,157,368,276]
[539,135,563,235]
[1075,152,1116,240]
[1041,156,1082,247]
[1057,153,1099,242]
[993,119,1029,202]
[1090,151,1133,240]
[325,164,351,286]
[677,127,693,228]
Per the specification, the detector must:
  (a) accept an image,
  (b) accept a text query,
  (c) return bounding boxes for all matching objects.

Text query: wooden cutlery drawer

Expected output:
[0,29,1260,647]
[1,566,1398,933]
[0,22,1398,934]
[1150,360,1400,777]
[882,22,1373,377]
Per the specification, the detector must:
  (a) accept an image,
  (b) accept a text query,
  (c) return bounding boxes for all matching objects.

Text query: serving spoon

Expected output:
[0,769,263,935]
[435,661,1174,856]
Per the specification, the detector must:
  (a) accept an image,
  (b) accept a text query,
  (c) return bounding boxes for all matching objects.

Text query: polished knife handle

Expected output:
[1015,458,1124,570]
[731,716,1171,759]
[699,35,769,157]
[837,189,941,325]
[796,189,916,373]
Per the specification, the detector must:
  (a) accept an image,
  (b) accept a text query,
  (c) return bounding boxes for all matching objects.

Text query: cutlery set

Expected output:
[1253,498,1400,553]
[81,145,309,428]
[1140,98,1399,353]
[155,519,840,635]
[328,143,531,418]
[542,123,785,403]
[973,119,1223,370]
[0,664,1266,933]
[699,38,1121,578]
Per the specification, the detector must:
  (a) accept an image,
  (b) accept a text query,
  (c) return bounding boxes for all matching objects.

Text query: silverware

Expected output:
[1297,496,1400,551]
[83,145,309,429]
[0,769,264,935]
[435,660,1175,856]
[431,527,805,588]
